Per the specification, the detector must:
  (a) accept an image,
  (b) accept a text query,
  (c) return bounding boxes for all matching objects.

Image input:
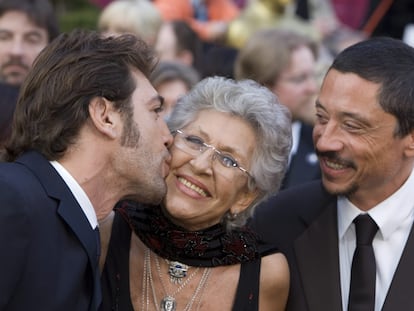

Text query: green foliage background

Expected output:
[52,0,101,33]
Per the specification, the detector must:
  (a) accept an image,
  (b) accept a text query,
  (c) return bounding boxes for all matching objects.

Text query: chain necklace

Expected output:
[141,246,212,311]
[154,251,200,311]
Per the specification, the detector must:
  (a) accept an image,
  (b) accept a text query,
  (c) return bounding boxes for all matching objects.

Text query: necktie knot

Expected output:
[354,214,378,246]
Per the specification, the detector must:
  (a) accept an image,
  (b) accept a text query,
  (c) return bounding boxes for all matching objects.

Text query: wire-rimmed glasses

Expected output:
[173,129,252,180]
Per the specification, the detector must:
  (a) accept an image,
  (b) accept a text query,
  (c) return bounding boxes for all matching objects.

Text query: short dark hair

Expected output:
[331,37,414,137]
[5,29,158,161]
[0,0,60,42]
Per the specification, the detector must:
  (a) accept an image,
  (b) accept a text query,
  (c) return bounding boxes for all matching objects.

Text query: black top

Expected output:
[100,207,278,311]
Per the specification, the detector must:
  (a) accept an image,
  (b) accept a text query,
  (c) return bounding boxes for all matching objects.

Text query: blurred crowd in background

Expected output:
[2,0,414,188]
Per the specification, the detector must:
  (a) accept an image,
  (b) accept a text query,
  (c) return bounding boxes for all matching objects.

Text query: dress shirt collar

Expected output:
[50,160,98,229]
[338,167,414,240]
[290,121,301,157]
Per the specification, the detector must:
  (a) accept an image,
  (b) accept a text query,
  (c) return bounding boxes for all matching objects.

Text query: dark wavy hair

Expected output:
[4,29,157,161]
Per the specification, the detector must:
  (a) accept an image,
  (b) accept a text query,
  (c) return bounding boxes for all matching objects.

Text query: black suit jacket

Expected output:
[251,181,414,311]
[0,151,101,310]
[0,83,19,146]
[281,123,320,190]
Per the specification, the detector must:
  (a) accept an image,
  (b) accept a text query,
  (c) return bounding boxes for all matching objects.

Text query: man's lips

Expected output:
[323,158,348,170]
[317,151,356,170]
[2,60,29,72]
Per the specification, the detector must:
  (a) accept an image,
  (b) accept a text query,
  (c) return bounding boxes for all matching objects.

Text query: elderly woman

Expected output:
[99,76,292,311]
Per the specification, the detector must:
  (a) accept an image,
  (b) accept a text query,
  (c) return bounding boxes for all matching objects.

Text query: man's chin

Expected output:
[137,181,167,205]
[322,178,358,197]
[3,74,26,86]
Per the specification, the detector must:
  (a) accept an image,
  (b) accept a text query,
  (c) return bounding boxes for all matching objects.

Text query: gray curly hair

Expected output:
[167,76,292,230]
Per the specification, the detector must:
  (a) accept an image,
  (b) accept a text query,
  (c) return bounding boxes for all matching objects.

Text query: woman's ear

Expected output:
[231,188,259,215]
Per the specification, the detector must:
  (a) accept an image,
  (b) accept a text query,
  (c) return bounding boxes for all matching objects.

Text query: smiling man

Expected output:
[251,37,414,311]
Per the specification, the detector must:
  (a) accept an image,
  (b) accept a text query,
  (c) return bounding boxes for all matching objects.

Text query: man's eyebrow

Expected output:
[158,95,165,108]
[147,94,164,106]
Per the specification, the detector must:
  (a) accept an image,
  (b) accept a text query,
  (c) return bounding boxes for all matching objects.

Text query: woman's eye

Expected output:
[185,135,205,146]
[220,155,237,168]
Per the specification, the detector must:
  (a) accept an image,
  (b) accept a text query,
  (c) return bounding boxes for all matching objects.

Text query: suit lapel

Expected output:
[57,200,102,309]
[57,200,99,267]
[294,202,343,311]
[17,151,99,263]
[17,151,101,308]
[382,221,414,310]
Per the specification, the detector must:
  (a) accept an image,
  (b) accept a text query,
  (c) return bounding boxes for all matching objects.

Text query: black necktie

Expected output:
[348,214,379,311]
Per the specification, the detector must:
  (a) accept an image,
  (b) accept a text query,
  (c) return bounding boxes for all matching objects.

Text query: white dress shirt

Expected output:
[338,168,414,311]
[288,121,301,166]
[50,161,98,229]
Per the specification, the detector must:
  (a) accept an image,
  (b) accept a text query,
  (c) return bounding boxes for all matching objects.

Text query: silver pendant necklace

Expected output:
[166,260,189,284]
[160,296,177,311]
[155,254,199,311]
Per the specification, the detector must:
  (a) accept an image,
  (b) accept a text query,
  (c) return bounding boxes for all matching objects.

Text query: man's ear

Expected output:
[405,131,414,156]
[88,96,120,139]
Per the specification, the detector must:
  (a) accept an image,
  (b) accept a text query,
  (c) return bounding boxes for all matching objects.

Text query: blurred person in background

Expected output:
[153,0,240,42]
[0,0,59,149]
[226,0,320,49]
[330,0,414,40]
[150,61,200,119]
[235,28,321,190]
[97,0,162,46]
[155,19,204,73]
[293,0,368,58]
[0,0,59,86]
